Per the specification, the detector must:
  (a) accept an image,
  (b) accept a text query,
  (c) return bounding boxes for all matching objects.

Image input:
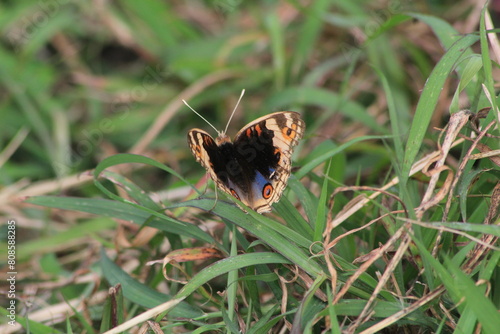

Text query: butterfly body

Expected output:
[188,111,305,213]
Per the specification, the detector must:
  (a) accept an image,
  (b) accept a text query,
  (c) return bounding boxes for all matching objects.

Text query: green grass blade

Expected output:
[94,153,196,193]
[176,199,324,276]
[290,0,331,79]
[265,13,286,89]
[314,159,330,241]
[445,257,500,334]
[100,248,203,317]
[296,135,392,179]
[375,68,404,162]
[273,197,314,238]
[410,13,471,50]
[24,196,216,244]
[175,252,291,299]
[6,213,116,261]
[400,34,479,187]
[0,307,64,334]
[479,5,499,123]
[226,225,239,322]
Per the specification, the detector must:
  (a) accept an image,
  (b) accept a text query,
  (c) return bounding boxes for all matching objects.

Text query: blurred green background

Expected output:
[1,0,499,333]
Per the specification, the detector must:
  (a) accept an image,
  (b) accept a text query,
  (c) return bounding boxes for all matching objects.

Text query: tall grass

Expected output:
[1,1,499,333]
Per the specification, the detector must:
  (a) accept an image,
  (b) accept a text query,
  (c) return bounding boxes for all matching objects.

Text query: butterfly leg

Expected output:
[208,180,219,212]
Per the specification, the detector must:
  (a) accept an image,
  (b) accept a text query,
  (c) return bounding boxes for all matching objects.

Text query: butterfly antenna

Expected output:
[183,99,219,134]
[224,89,245,135]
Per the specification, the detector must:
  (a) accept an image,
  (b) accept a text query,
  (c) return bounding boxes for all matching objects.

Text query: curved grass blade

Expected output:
[174,252,291,299]
[100,248,202,317]
[94,153,197,191]
[173,198,324,277]
[400,34,479,187]
[25,196,216,244]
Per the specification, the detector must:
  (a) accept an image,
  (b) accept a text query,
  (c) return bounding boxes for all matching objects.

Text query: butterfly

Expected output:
[185,90,305,213]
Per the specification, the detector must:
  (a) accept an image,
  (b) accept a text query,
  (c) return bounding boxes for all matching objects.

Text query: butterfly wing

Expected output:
[187,129,234,197]
[232,111,305,213]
